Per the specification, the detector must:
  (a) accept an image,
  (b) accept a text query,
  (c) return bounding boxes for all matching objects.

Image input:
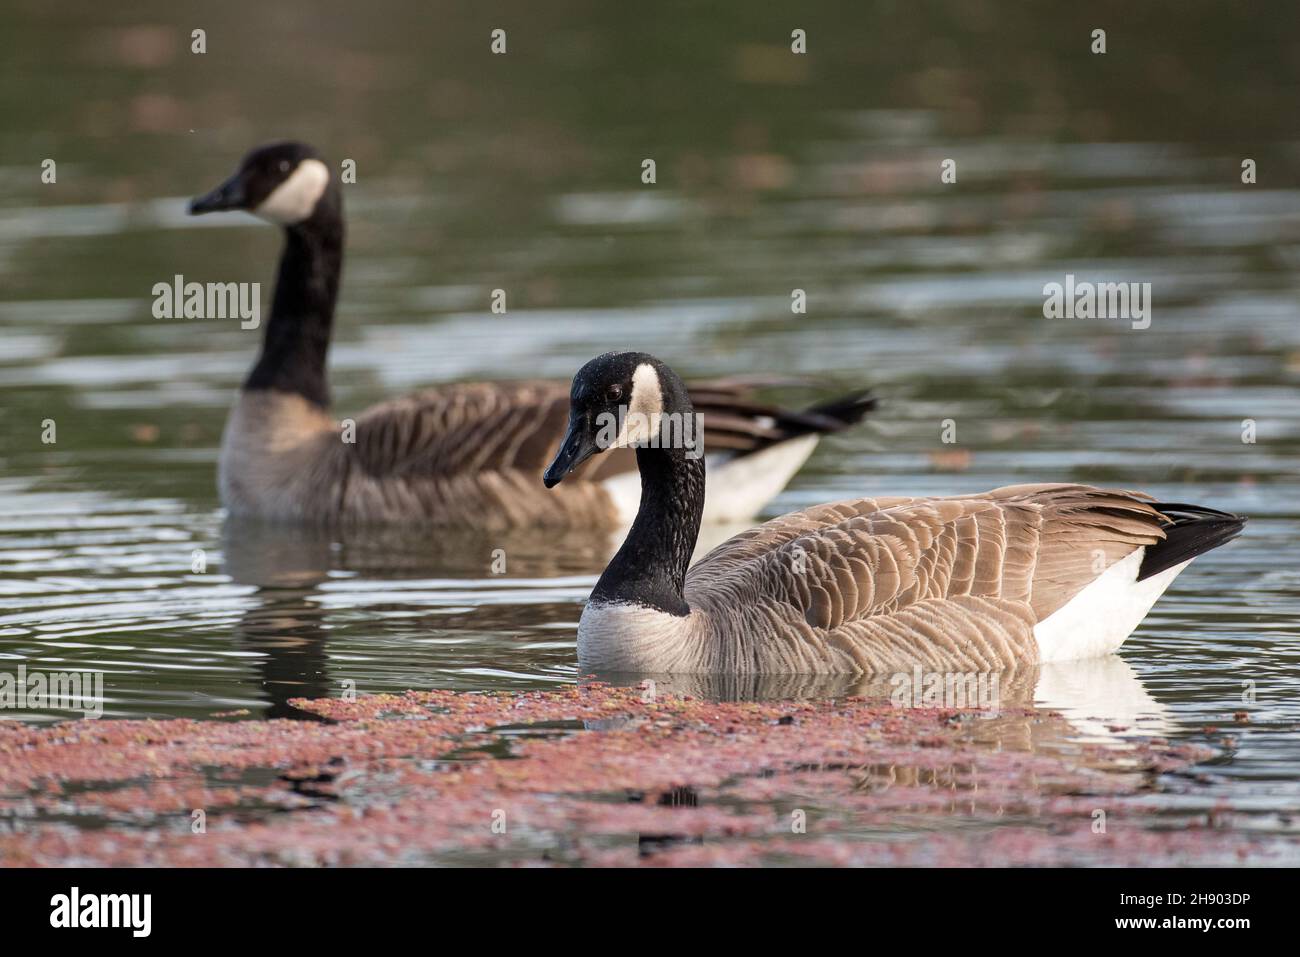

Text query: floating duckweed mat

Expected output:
[0,685,1290,866]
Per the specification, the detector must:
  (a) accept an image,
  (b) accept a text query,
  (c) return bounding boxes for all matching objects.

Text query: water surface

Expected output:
[1,1,1297,845]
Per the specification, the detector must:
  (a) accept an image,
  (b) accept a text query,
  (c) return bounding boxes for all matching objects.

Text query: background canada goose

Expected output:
[188,142,874,528]
[544,352,1247,674]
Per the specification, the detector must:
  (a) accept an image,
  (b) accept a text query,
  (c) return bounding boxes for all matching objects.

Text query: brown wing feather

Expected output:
[348,378,870,481]
[349,381,571,478]
[687,484,1169,671]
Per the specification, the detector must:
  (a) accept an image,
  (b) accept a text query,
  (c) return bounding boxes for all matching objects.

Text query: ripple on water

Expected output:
[1,53,1297,842]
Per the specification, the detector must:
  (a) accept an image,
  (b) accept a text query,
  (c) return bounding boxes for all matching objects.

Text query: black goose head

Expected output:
[189,141,337,228]
[543,351,696,488]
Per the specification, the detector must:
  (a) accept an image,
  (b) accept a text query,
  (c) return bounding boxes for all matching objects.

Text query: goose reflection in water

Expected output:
[219,517,617,719]
[581,655,1178,753]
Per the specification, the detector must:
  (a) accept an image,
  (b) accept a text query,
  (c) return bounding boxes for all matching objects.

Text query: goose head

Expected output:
[544,351,696,487]
[189,141,336,228]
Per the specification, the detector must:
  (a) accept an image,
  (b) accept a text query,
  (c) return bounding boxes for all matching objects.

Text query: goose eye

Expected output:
[278,160,291,173]
[605,384,624,403]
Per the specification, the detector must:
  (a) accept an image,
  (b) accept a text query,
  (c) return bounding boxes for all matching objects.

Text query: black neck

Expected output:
[244,215,343,408]
[591,445,705,616]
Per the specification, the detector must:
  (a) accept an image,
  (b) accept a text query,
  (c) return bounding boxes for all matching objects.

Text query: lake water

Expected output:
[0,2,1297,841]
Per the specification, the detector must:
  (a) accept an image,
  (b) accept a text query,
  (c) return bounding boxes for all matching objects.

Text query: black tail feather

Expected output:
[1138,503,1246,581]
[754,389,877,442]
[802,389,878,432]
[693,388,877,456]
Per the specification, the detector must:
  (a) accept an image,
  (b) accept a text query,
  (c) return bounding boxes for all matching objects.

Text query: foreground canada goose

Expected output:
[544,352,1246,673]
[188,142,873,527]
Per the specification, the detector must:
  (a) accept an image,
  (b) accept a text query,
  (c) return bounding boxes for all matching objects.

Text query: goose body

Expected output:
[544,353,1247,674]
[219,383,860,529]
[191,143,872,528]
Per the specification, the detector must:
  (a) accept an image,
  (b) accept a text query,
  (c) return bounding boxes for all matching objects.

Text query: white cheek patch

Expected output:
[254,158,330,225]
[612,364,664,448]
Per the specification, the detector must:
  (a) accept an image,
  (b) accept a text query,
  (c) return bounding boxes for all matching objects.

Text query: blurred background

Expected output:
[0,0,1298,825]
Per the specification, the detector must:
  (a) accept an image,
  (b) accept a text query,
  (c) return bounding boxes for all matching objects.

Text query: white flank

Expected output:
[701,434,819,523]
[599,433,820,525]
[254,158,330,225]
[1033,548,1191,662]
[599,469,643,525]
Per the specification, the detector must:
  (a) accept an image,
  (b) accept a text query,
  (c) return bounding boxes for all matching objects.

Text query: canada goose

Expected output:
[544,352,1247,673]
[188,142,873,528]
